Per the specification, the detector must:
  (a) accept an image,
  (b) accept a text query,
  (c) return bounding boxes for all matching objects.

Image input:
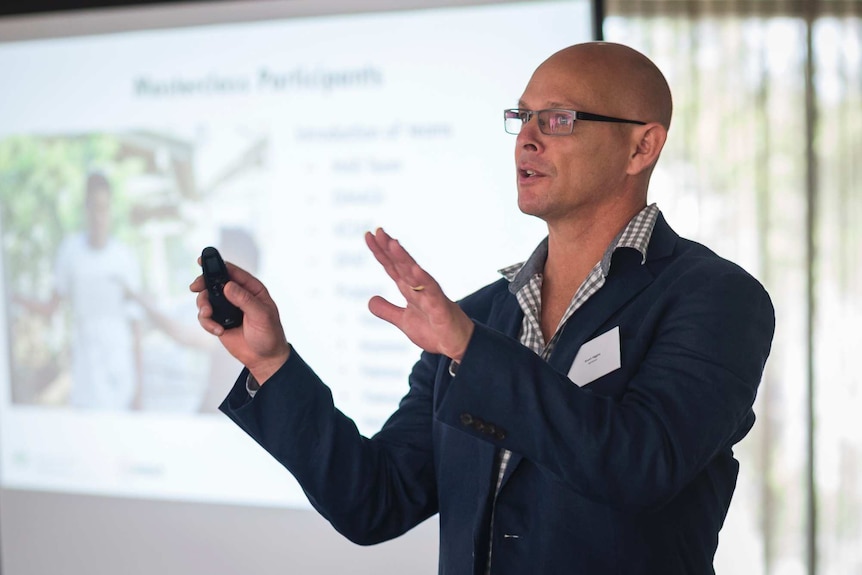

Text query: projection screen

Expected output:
[0,1,597,573]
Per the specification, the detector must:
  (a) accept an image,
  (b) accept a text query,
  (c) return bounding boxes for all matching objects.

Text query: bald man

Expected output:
[193,43,774,574]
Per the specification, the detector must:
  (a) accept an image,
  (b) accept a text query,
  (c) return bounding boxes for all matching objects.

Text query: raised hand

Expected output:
[365,228,474,361]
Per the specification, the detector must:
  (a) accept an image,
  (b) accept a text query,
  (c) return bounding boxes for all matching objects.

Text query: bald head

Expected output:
[533,42,672,130]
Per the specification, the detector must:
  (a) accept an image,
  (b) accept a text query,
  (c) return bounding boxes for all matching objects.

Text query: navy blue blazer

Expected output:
[221,213,775,575]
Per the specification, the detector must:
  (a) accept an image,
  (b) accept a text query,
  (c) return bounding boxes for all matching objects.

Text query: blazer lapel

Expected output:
[545,253,653,373]
[486,287,524,339]
[496,214,679,492]
[547,213,678,373]
[496,261,655,491]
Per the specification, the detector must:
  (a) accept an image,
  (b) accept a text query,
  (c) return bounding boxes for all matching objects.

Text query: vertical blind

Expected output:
[604,2,861,574]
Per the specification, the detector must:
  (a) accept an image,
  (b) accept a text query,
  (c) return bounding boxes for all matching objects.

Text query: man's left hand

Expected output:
[365,228,474,361]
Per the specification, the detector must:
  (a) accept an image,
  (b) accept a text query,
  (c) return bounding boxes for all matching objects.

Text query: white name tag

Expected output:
[567,326,621,387]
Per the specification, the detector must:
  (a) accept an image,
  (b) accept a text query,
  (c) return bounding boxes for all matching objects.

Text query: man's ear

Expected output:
[627,123,667,176]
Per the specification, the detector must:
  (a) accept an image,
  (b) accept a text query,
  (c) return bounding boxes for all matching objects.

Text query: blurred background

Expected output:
[602,1,861,574]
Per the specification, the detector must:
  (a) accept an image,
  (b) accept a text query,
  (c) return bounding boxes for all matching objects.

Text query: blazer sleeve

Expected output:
[220,345,440,545]
[435,264,775,512]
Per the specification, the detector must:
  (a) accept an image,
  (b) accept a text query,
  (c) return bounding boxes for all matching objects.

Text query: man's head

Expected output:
[85,171,113,249]
[513,42,672,228]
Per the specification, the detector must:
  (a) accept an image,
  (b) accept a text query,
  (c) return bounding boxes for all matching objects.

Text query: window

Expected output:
[605,3,862,574]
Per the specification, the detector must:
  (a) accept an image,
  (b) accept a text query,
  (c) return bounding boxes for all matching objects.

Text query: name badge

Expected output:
[567,326,621,387]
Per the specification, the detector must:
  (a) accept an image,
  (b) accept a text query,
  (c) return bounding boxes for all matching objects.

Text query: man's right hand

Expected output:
[190,261,290,385]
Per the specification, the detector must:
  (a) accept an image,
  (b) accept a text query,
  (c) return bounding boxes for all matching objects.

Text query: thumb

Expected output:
[223,280,265,317]
[368,295,402,328]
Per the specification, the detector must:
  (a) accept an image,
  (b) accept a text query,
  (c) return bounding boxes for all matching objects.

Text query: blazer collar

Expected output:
[644,211,677,262]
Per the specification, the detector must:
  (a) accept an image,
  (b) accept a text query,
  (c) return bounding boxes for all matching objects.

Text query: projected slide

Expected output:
[0,1,592,507]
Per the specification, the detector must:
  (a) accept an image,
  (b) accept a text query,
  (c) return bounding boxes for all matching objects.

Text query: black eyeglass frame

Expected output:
[503,108,647,136]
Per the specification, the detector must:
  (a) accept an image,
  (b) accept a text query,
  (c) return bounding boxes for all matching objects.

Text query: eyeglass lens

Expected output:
[504,109,575,136]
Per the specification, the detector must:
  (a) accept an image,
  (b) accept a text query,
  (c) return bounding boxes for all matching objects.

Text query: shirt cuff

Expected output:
[246,372,261,398]
[448,359,460,377]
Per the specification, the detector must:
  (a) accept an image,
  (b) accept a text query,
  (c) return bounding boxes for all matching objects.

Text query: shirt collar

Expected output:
[500,203,660,293]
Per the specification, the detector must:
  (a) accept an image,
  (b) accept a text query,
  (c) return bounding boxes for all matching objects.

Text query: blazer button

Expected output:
[494,428,507,440]
[460,413,473,426]
[485,424,497,436]
[473,419,486,433]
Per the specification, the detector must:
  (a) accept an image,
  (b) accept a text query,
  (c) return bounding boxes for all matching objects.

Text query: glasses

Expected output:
[503,108,646,136]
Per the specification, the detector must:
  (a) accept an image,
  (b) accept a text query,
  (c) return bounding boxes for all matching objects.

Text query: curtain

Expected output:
[604,2,862,574]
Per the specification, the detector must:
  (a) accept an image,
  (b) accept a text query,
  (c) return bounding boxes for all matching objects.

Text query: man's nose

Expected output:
[516,117,542,151]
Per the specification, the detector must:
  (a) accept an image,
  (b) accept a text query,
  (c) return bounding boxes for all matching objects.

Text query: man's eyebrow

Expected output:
[516,100,578,109]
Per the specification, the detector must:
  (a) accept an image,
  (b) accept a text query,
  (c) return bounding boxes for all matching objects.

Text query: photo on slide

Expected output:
[0,129,268,413]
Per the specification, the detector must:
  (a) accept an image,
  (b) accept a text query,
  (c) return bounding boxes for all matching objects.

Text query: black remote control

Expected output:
[201,246,243,329]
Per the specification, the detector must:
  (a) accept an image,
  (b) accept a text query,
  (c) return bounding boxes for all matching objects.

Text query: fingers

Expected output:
[365,230,474,359]
[365,229,400,282]
[192,258,272,336]
[190,274,206,293]
[365,228,440,299]
[195,288,223,335]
